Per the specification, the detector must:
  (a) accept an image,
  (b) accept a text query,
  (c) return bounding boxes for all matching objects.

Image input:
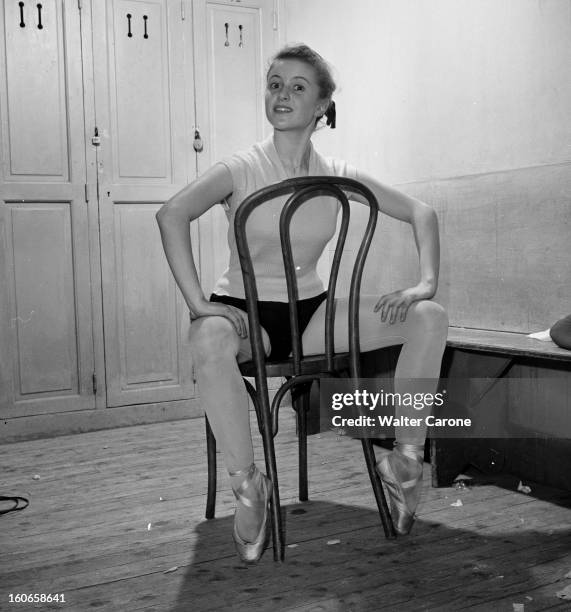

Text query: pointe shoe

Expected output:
[230,463,272,563]
[376,450,423,536]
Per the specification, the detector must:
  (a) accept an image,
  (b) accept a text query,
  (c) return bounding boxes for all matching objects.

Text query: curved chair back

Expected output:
[206,178,393,558]
[234,176,379,381]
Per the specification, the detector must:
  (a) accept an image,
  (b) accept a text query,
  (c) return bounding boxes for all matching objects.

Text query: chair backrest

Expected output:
[234,176,379,380]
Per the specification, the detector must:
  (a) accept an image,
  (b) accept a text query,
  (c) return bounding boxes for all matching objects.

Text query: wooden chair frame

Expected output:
[205,176,396,561]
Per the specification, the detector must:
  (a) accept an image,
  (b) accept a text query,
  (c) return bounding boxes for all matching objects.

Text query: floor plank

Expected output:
[1,414,570,612]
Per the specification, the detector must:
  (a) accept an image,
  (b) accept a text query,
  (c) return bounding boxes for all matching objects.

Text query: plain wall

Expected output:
[283,0,571,183]
[282,0,571,332]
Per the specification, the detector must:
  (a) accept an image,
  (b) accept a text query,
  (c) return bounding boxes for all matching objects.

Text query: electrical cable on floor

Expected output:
[0,495,29,515]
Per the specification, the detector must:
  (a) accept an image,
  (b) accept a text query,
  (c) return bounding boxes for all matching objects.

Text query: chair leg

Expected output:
[257,393,285,562]
[245,377,285,561]
[294,388,309,502]
[205,417,217,520]
[266,447,285,561]
[361,438,396,539]
[243,378,263,434]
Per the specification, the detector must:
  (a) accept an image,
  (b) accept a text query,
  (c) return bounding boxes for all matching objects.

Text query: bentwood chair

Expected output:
[204,176,396,561]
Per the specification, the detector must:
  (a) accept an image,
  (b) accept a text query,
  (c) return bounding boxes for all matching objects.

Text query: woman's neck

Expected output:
[272,129,313,174]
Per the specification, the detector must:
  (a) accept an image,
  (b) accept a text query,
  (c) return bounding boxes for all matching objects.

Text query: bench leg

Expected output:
[430,438,468,487]
[431,348,513,487]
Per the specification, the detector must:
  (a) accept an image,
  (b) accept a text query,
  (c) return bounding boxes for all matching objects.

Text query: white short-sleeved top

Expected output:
[212,135,357,302]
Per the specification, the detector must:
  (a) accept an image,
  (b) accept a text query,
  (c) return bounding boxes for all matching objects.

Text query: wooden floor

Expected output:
[1,414,571,612]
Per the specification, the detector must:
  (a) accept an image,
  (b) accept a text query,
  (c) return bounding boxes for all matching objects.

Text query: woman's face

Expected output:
[265,59,327,132]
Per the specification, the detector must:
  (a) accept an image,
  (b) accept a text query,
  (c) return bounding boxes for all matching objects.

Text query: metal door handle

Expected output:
[193,129,204,153]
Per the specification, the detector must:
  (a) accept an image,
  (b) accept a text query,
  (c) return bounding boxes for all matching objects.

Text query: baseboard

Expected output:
[0,398,204,444]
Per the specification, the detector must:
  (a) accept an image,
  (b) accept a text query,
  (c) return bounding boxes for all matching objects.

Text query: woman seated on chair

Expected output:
[156,44,448,563]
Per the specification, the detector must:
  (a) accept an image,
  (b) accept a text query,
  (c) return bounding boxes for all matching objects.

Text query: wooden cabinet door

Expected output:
[0,0,96,417]
[192,0,278,294]
[93,0,198,407]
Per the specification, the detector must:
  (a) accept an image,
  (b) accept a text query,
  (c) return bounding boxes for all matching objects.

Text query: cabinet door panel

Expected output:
[2,0,69,180]
[94,0,196,406]
[113,203,180,387]
[8,203,77,396]
[193,0,277,294]
[112,0,174,181]
[0,1,95,417]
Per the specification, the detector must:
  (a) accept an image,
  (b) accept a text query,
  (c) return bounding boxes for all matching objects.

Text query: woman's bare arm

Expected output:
[356,170,440,323]
[156,163,247,337]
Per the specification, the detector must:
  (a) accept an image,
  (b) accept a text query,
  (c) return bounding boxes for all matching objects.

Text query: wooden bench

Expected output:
[430,326,571,489]
[445,327,571,362]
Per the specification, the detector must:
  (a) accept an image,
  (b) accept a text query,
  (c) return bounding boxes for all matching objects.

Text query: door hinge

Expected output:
[92,372,97,395]
[78,0,82,9]
[272,10,278,30]
[181,1,186,20]
[84,183,89,203]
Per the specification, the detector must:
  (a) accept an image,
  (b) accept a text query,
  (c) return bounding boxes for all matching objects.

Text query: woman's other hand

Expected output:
[374,283,436,324]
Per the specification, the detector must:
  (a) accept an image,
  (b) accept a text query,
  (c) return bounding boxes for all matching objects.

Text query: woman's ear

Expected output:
[315,100,328,117]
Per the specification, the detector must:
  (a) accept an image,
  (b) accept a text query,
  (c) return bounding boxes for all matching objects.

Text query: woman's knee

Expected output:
[409,300,449,336]
[189,316,239,363]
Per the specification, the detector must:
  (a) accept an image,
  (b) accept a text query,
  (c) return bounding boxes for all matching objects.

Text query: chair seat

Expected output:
[239,353,351,378]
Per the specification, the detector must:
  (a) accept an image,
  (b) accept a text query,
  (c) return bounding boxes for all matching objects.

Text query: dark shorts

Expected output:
[210,292,327,361]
